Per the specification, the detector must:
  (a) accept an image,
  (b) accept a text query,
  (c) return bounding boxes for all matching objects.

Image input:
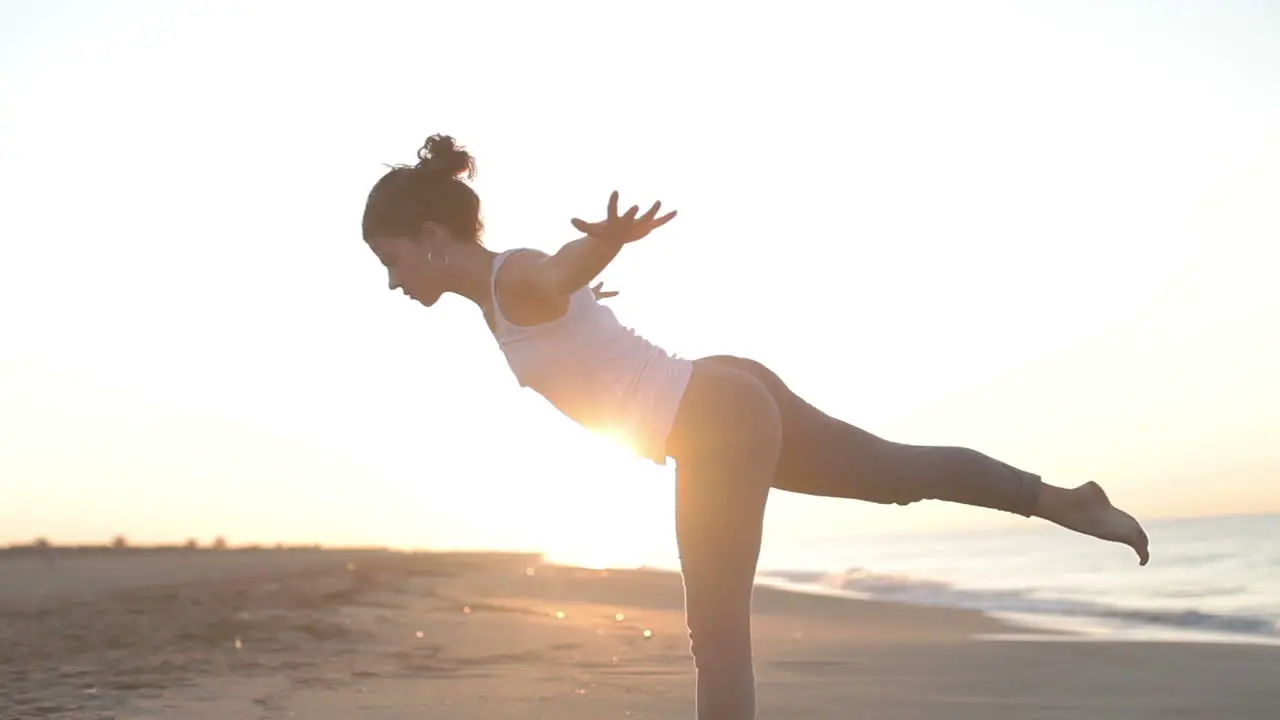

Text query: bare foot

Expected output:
[1040,481,1150,566]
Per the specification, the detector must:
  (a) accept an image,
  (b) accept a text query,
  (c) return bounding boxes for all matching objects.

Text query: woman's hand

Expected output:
[591,281,619,300]
[515,192,672,302]
[571,191,677,246]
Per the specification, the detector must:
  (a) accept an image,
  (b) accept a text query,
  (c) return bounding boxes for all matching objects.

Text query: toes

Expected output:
[1127,521,1151,566]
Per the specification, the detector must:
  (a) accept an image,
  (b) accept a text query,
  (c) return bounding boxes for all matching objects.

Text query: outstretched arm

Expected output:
[536,234,625,297]
[507,191,676,301]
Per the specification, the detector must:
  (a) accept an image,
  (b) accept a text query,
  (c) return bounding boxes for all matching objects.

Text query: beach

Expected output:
[3,548,1278,719]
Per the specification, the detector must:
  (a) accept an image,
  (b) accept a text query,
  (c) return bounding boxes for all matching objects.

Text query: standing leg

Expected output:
[666,361,783,720]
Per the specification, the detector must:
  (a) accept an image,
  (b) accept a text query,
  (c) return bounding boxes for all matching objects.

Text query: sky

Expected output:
[1,0,1278,569]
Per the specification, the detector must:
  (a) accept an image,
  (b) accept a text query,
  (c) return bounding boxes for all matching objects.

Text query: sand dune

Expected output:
[2,549,1277,719]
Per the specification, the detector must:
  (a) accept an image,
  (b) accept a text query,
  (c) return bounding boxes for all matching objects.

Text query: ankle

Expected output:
[1033,484,1073,521]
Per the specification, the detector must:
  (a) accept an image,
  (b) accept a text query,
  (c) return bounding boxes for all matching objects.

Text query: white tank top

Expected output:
[489,249,693,463]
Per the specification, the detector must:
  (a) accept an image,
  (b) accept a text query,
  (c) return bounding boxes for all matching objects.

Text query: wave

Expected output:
[757,567,1280,640]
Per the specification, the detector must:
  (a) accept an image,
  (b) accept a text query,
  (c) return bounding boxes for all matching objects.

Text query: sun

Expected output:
[533,425,676,571]
[395,405,678,571]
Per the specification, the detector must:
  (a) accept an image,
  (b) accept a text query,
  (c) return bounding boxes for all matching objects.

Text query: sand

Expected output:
[3,548,1277,719]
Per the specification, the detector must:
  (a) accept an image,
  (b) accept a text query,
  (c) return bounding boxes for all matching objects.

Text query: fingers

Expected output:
[582,193,678,241]
[636,201,675,229]
[590,281,619,299]
[638,201,662,223]
[649,209,678,229]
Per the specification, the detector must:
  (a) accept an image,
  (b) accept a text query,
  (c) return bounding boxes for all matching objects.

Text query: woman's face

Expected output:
[367,234,447,307]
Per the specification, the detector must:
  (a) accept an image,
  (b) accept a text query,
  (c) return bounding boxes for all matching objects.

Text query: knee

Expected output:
[680,572,756,671]
[685,615,753,671]
[873,445,991,505]
[851,445,941,506]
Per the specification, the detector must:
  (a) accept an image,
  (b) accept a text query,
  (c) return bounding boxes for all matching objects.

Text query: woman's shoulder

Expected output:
[498,246,551,263]
[493,247,550,285]
[491,247,574,330]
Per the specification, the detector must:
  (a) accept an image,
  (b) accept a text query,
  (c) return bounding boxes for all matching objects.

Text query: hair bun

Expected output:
[415,134,476,180]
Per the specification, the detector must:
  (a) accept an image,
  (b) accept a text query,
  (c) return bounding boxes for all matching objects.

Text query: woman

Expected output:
[361,134,1149,720]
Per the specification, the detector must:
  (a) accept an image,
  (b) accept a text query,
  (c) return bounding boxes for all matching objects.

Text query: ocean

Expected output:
[749,514,1280,645]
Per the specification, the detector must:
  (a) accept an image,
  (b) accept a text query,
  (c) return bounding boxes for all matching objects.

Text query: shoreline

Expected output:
[5,544,1277,649]
[5,546,1277,648]
[749,574,1280,649]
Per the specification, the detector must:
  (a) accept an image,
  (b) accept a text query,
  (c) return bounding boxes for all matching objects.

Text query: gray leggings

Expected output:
[663,355,1042,720]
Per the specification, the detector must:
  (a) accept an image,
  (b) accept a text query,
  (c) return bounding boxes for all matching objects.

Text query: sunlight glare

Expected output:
[534,425,674,571]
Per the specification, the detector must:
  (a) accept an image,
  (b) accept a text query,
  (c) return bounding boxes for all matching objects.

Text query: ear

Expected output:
[416,221,447,247]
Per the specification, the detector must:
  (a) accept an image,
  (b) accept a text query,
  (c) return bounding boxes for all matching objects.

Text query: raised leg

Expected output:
[698,355,1150,564]
[699,355,1040,514]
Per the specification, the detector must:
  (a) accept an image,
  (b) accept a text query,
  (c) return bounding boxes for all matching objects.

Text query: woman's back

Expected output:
[489,249,692,461]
